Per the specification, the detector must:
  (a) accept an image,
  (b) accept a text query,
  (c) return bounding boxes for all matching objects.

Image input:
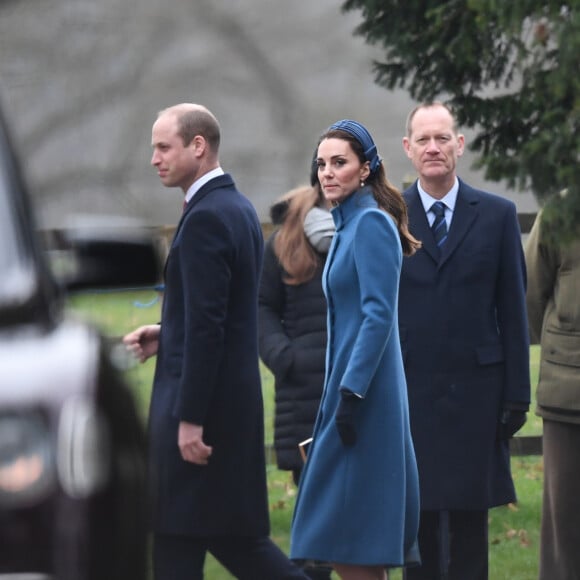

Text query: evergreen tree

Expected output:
[342,0,580,243]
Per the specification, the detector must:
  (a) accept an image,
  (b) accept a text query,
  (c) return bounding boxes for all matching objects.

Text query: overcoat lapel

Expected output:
[173,174,234,240]
[438,180,479,269]
[164,174,234,278]
[406,186,439,264]
[406,180,480,269]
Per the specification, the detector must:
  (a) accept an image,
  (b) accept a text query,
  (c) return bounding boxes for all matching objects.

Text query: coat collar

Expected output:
[331,187,377,230]
[172,173,235,241]
[405,178,479,267]
[182,173,234,214]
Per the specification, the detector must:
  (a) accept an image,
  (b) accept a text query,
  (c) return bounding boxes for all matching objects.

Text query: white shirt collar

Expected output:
[184,167,225,204]
[417,177,459,214]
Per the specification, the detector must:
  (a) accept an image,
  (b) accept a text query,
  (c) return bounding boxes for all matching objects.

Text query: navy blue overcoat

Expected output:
[399,179,530,510]
[291,189,420,567]
[148,174,270,536]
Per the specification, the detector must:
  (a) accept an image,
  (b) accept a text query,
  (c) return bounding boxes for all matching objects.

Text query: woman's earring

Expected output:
[360,180,365,188]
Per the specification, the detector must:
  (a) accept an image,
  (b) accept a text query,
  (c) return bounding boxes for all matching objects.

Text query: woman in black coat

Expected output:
[259,183,334,486]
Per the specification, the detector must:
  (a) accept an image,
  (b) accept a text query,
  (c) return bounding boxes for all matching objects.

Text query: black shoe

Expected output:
[303,563,333,580]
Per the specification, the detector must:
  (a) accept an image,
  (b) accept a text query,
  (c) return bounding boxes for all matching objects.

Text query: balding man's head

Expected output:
[158,103,221,153]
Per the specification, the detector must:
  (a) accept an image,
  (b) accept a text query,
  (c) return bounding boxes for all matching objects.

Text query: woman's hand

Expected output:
[335,389,361,446]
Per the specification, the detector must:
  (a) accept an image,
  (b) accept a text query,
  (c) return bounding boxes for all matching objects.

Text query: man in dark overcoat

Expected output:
[123,103,307,580]
[398,102,531,580]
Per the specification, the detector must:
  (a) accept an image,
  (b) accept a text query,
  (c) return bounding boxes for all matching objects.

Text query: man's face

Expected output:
[150,113,198,192]
[403,105,465,184]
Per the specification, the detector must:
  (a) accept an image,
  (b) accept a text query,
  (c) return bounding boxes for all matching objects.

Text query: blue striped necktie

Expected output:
[431,201,448,247]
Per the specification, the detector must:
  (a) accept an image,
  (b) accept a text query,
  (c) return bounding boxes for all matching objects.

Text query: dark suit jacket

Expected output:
[148,174,269,536]
[399,179,530,510]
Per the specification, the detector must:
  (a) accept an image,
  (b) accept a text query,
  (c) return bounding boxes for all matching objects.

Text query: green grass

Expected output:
[67,292,543,579]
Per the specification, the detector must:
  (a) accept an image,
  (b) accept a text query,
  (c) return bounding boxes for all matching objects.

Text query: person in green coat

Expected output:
[525,205,580,580]
[291,120,421,580]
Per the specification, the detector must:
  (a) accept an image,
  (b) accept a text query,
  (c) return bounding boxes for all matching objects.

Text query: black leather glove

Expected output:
[335,390,360,446]
[497,409,527,439]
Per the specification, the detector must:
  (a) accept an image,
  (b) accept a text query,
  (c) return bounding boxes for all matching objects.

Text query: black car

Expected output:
[0,105,160,579]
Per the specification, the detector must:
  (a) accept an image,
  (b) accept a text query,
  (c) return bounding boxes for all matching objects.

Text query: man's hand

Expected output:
[122,324,160,363]
[497,409,527,440]
[178,422,213,465]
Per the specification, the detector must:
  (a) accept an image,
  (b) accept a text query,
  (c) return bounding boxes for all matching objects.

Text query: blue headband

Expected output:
[328,119,382,174]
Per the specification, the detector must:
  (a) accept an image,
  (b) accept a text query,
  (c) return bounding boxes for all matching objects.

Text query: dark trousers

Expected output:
[153,533,309,580]
[403,509,488,580]
[539,419,580,580]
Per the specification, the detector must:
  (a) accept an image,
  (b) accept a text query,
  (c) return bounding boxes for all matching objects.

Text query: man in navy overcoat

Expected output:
[123,104,307,580]
[399,103,531,580]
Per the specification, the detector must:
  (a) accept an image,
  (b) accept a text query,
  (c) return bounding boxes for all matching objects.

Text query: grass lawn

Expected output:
[68,290,543,579]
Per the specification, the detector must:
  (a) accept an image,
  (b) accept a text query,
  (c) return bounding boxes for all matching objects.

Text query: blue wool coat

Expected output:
[291,189,420,567]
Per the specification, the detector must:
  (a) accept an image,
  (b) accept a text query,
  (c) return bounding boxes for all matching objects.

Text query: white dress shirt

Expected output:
[184,166,225,204]
[417,177,459,230]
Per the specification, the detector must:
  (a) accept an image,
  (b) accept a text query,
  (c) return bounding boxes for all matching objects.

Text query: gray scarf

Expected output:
[303,206,335,253]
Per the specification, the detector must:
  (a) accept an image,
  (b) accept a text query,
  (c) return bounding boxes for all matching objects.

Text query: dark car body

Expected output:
[0,106,159,580]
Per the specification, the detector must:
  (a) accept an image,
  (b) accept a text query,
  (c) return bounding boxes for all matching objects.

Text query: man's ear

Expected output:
[190,135,206,157]
[457,133,465,157]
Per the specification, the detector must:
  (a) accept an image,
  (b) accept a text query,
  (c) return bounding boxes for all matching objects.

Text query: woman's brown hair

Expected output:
[273,185,326,285]
[322,128,421,257]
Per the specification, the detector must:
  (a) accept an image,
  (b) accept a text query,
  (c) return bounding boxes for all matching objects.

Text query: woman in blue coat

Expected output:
[291,120,422,579]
